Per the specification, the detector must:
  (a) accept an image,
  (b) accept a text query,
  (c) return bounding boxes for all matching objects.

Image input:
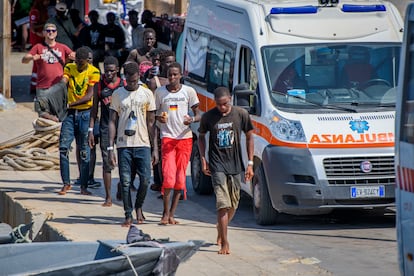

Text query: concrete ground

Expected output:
[0,52,331,275]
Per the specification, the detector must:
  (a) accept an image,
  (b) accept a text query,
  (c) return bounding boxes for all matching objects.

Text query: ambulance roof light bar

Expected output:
[270,5,318,14]
[341,4,386,12]
[270,2,386,15]
[270,0,340,15]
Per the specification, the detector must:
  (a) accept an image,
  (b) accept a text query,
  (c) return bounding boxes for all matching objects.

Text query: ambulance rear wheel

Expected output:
[253,164,279,225]
[191,141,213,195]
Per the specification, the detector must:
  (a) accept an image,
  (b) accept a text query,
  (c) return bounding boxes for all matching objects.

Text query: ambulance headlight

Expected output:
[269,112,306,142]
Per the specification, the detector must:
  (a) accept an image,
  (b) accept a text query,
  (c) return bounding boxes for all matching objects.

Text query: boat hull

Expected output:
[0,239,200,276]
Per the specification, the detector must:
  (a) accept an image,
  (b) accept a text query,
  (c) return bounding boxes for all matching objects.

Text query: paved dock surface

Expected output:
[0,52,331,275]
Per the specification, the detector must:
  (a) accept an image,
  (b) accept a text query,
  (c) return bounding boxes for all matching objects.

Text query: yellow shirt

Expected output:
[64,63,100,110]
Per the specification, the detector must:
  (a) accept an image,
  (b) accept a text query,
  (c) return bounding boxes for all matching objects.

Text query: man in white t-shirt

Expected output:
[155,62,200,225]
[108,61,158,227]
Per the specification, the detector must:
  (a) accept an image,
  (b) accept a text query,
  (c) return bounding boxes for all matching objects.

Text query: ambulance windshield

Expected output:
[262,44,400,109]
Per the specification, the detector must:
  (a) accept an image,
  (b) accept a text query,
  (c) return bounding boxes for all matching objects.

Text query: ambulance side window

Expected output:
[183,27,236,93]
[235,46,260,115]
[239,46,258,91]
[184,28,209,83]
[206,38,236,92]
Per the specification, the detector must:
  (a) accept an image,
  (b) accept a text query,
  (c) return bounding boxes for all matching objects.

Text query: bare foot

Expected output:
[121,217,132,227]
[168,217,179,225]
[218,241,230,255]
[102,200,112,207]
[135,208,145,224]
[159,217,169,225]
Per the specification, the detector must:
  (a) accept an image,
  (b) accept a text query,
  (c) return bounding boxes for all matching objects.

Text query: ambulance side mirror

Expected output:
[233,88,258,115]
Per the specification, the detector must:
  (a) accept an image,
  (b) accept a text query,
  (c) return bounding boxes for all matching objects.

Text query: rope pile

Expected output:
[0,118,61,171]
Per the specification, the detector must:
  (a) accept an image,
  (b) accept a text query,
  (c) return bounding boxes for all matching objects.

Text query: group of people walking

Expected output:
[21,3,255,256]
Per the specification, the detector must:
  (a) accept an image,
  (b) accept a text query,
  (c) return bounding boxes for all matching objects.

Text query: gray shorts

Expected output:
[211,172,241,210]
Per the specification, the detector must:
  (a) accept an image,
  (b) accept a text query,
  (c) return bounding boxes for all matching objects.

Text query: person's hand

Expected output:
[109,151,117,167]
[88,132,95,148]
[33,54,41,61]
[147,66,159,78]
[201,157,211,176]
[183,114,193,125]
[40,113,59,122]
[159,112,168,123]
[151,149,159,166]
[68,52,75,60]
[245,165,254,182]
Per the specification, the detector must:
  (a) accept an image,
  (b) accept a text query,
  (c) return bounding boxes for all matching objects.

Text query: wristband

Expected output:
[247,160,254,166]
[107,146,114,151]
[88,128,94,133]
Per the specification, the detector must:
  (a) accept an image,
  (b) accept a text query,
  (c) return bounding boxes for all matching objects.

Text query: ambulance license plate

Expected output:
[350,186,385,198]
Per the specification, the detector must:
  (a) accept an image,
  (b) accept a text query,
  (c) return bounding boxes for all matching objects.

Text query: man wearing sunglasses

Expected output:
[22,23,75,122]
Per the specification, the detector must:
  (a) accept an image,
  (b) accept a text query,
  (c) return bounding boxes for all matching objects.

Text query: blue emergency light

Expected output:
[342,4,386,12]
[270,6,318,14]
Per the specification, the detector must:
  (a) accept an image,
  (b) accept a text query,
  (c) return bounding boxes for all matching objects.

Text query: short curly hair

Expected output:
[75,46,91,61]
[160,50,175,63]
[123,61,139,76]
[104,56,119,67]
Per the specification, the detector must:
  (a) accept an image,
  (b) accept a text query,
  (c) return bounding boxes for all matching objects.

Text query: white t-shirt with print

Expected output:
[155,84,199,139]
[110,85,156,148]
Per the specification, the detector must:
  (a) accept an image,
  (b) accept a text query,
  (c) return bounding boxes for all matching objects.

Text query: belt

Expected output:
[68,108,91,114]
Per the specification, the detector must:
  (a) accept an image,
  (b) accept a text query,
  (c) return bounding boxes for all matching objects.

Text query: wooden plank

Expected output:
[0,1,11,98]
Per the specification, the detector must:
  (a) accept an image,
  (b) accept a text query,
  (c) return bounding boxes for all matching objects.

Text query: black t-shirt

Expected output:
[78,23,105,49]
[98,76,124,132]
[102,24,126,50]
[198,106,254,175]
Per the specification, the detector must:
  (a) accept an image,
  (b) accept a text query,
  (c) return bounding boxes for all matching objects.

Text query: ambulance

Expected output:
[180,0,403,225]
[395,3,414,275]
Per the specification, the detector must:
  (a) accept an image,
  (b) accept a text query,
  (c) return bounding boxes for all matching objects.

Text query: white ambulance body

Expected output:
[395,3,414,275]
[181,0,403,225]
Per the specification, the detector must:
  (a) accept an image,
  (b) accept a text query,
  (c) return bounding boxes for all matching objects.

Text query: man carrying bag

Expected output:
[22,23,75,122]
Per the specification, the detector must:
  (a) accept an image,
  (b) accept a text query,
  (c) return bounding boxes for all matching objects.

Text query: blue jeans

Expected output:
[118,147,151,219]
[59,109,91,189]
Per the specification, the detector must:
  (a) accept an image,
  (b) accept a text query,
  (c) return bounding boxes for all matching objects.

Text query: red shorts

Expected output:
[161,137,192,199]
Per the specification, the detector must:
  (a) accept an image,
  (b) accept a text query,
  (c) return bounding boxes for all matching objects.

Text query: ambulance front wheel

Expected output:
[253,164,279,225]
[191,141,214,195]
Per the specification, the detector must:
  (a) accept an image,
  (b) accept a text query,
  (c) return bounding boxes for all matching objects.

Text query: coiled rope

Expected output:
[0,118,61,170]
